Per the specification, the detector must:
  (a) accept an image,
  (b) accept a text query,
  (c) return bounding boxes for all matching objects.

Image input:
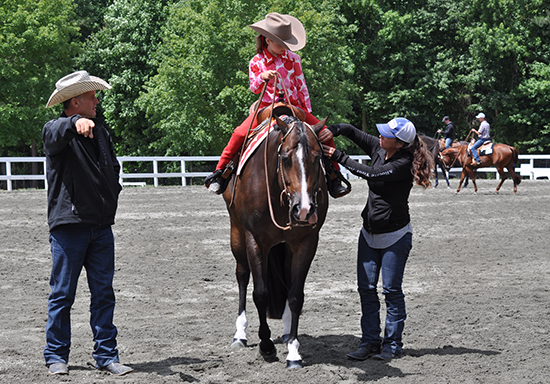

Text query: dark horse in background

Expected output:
[419,134,452,188]
[222,114,329,368]
[440,143,521,194]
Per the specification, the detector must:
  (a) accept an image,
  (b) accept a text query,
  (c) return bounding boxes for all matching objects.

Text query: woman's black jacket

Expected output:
[328,123,414,234]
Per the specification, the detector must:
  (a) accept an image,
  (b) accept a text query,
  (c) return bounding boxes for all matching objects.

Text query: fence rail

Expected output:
[1,154,549,191]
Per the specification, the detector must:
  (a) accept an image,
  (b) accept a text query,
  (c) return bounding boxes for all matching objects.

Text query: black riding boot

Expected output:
[204,164,233,194]
[325,161,351,198]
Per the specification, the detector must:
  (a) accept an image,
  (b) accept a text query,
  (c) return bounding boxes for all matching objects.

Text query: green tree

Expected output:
[139,0,356,156]
[78,0,170,155]
[0,0,80,156]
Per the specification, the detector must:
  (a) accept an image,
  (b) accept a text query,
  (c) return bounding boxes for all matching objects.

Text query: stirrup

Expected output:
[324,158,351,198]
[205,162,235,194]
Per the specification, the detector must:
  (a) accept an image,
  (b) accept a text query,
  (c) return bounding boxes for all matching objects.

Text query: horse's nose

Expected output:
[291,200,317,224]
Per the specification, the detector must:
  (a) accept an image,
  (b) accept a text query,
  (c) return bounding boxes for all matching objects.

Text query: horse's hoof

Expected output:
[231,338,247,349]
[281,334,290,344]
[286,359,303,369]
[259,340,277,361]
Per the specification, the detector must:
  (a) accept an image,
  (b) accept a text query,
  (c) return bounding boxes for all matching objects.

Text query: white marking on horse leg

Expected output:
[282,300,291,336]
[287,338,301,362]
[233,311,248,341]
[296,145,311,221]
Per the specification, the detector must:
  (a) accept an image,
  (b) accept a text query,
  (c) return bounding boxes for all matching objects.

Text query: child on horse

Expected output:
[204,12,350,198]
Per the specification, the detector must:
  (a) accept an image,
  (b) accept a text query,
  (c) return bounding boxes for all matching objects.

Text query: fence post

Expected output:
[181,160,187,186]
[43,159,48,190]
[7,160,12,191]
[153,160,159,187]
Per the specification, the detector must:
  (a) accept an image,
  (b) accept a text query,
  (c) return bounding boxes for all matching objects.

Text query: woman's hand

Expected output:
[318,128,333,144]
[260,70,278,81]
[322,144,335,159]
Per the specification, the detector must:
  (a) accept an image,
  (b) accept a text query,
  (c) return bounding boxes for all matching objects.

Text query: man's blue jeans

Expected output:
[357,231,412,354]
[445,138,453,149]
[44,225,119,368]
[471,138,488,162]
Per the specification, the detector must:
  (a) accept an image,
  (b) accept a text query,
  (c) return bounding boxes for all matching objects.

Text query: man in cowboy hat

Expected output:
[42,71,132,376]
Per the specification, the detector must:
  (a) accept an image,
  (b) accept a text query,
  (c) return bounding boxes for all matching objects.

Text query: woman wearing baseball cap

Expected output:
[321,118,433,361]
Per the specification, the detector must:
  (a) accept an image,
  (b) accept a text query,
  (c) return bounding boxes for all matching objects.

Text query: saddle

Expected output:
[468,139,494,156]
[248,91,306,125]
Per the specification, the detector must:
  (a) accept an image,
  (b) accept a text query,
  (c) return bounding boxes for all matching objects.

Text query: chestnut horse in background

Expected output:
[223,115,329,368]
[440,143,521,194]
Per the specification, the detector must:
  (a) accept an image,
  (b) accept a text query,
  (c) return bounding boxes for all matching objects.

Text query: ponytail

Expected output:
[403,136,434,189]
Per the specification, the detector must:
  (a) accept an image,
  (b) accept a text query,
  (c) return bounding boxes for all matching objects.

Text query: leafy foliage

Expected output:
[0,0,80,156]
[1,0,550,157]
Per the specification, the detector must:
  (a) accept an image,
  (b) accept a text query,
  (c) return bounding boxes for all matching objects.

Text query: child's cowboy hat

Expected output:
[249,12,306,52]
[46,70,111,108]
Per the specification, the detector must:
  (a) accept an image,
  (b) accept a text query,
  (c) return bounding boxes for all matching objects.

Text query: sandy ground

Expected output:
[0,178,549,383]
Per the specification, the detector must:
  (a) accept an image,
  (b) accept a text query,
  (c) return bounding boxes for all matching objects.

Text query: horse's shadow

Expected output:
[294,333,500,381]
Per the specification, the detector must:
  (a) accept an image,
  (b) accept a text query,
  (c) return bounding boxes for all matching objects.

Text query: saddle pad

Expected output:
[468,141,493,156]
[480,142,493,155]
[237,117,278,176]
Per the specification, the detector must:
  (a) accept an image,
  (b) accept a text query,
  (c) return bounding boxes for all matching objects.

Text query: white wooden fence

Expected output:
[1,154,549,191]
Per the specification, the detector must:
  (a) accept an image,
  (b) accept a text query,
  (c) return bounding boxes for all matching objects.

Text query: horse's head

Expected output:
[274,115,327,226]
[440,146,461,168]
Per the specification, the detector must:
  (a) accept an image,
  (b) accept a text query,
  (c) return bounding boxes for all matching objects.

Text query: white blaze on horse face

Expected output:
[287,338,301,362]
[234,311,248,341]
[296,144,311,221]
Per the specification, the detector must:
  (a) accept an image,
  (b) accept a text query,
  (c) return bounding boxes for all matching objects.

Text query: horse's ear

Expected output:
[312,116,329,136]
[274,115,288,135]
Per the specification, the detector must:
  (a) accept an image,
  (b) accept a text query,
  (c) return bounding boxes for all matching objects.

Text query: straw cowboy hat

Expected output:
[249,12,306,51]
[46,70,111,108]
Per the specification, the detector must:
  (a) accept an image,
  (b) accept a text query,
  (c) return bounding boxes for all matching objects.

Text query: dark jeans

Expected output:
[357,232,412,354]
[44,225,119,368]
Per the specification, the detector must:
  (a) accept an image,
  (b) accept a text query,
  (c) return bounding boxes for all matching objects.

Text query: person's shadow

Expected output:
[294,334,500,381]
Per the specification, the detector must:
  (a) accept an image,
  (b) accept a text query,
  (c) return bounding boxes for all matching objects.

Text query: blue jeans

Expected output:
[445,138,453,149]
[44,225,119,368]
[471,138,488,162]
[357,231,412,354]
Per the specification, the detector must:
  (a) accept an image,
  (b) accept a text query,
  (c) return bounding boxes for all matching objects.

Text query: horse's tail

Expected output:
[266,243,290,319]
[510,146,522,185]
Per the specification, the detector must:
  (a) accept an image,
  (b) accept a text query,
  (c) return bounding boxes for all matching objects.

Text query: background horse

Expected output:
[440,143,521,194]
[419,134,451,188]
[222,115,328,368]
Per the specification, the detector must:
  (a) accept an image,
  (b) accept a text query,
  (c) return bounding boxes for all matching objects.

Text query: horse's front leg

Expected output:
[230,224,250,349]
[231,260,250,349]
[285,239,317,368]
[455,170,467,194]
[246,235,276,360]
[441,164,451,188]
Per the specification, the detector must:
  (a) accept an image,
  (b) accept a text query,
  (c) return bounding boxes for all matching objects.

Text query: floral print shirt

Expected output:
[249,48,312,113]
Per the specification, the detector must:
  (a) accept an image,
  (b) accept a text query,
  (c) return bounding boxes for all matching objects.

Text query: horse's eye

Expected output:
[282,156,292,168]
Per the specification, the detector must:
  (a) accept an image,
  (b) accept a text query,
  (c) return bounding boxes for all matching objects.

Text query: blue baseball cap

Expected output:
[376,117,416,144]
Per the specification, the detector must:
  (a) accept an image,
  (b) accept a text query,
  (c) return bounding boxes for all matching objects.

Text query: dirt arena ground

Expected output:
[0,178,549,383]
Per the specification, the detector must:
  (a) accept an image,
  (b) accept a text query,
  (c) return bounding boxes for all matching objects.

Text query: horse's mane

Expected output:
[274,115,312,157]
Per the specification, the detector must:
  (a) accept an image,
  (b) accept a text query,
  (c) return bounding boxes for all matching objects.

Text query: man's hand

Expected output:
[75,118,95,138]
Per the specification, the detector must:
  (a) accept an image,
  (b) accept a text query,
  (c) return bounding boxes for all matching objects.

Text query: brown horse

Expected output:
[222,115,329,368]
[440,143,521,194]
